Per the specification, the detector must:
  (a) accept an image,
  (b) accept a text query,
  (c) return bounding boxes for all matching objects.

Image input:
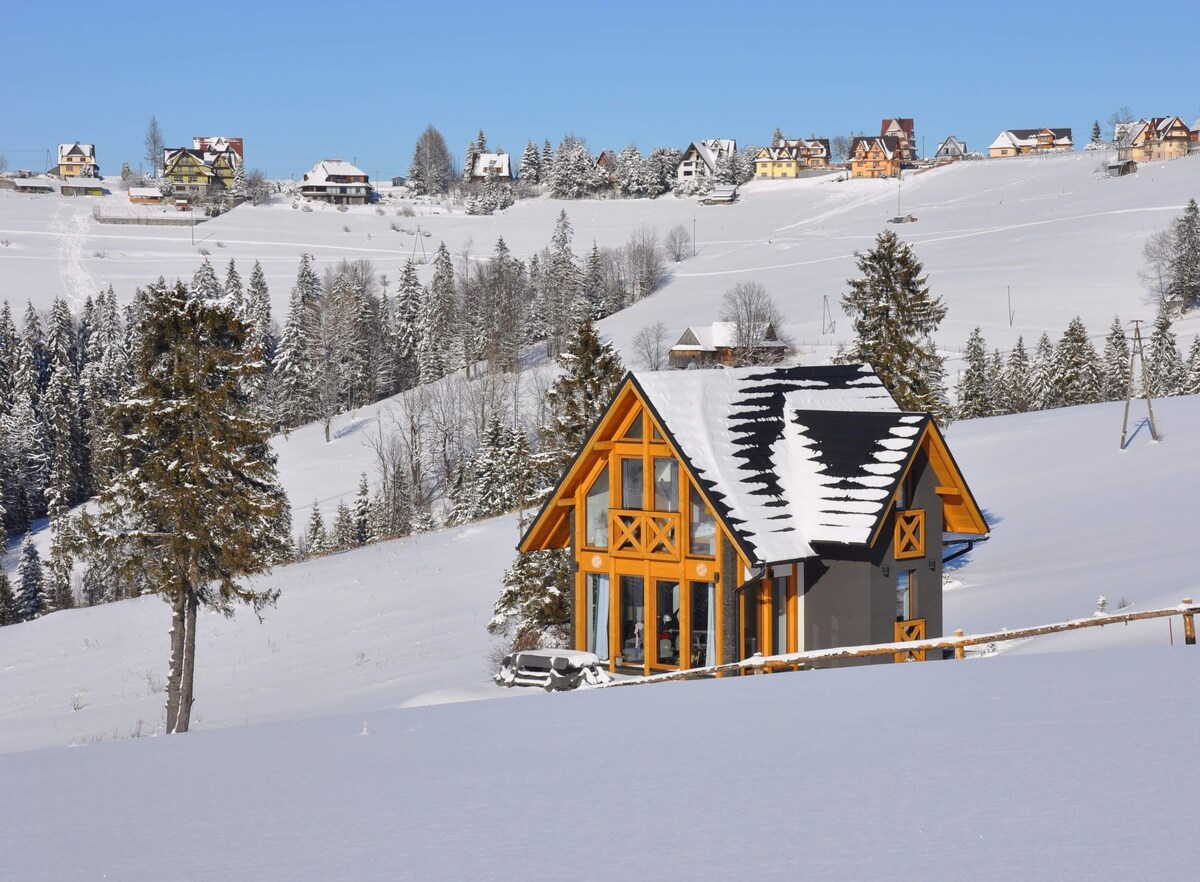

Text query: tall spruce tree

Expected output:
[1030,332,1057,410]
[1101,316,1130,401]
[535,320,625,492]
[1145,302,1185,397]
[418,243,458,383]
[1184,335,1200,396]
[15,536,44,622]
[1001,336,1033,414]
[519,140,541,185]
[955,327,992,419]
[1052,317,1103,407]
[0,572,16,626]
[1168,198,1200,310]
[838,230,949,420]
[76,280,291,734]
[303,501,328,558]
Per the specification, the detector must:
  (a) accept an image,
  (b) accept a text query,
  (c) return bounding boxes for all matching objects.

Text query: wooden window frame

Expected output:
[895,509,925,560]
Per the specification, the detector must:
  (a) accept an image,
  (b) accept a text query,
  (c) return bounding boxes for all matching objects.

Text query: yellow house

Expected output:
[1123,117,1192,162]
[849,136,900,178]
[754,138,832,179]
[162,137,243,197]
[520,365,988,675]
[55,143,98,178]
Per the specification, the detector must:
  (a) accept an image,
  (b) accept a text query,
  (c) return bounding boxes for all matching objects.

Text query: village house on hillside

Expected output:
[521,364,988,675]
[754,138,832,179]
[299,159,374,205]
[469,152,512,183]
[1118,117,1192,163]
[677,139,737,182]
[163,136,243,198]
[881,118,916,160]
[934,136,968,161]
[60,178,105,197]
[53,143,98,178]
[988,128,1074,157]
[849,136,901,178]
[668,321,788,368]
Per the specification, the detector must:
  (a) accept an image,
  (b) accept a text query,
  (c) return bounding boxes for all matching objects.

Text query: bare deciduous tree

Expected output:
[623,226,666,302]
[407,124,455,195]
[1140,228,1175,304]
[0,152,8,174]
[831,135,851,165]
[632,321,671,371]
[1108,105,1135,143]
[664,224,691,262]
[719,281,790,365]
[144,115,165,178]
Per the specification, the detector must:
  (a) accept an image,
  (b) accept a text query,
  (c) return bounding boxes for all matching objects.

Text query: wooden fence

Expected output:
[597,598,1199,690]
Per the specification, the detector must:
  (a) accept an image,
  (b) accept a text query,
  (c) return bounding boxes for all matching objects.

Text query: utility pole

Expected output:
[1120,319,1161,449]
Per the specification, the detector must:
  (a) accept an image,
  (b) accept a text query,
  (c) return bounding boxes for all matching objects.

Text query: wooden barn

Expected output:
[520,364,988,675]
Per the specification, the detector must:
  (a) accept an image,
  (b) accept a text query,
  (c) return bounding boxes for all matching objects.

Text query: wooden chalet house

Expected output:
[1119,117,1192,163]
[880,118,916,160]
[299,159,374,205]
[55,143,98,178]
[163,136,242,198]
[668,321,787,368]
[520,365,988,676]
[753,138,832,179]
[988,128,1073,157]
[934,136,968,161]
[849,136,901,178]
[677,139,736,182]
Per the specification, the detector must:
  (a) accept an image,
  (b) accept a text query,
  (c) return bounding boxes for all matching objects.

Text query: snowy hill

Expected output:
[4,156,1200,877]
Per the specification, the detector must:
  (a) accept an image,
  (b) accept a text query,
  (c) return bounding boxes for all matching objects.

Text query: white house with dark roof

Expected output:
[668,321,787,368]
[299,159,374,205]
[934,136,968,161]
[988,128,1073,157]
[469,152,512,182]
[677,139,736,181]
[521,364,988,674]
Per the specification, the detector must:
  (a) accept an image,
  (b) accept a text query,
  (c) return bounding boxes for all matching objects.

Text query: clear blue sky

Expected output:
[2,0,1196,180]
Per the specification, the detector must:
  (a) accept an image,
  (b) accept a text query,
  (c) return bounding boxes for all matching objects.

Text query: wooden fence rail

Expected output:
[597,598,1200,690]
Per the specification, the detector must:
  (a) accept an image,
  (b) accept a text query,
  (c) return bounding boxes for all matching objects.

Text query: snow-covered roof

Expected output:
[128,187,162,199]
[302,159,371,184]
[60,178,104,188]
[671,322,786,352]
[632,364,928,563]
[57,143,95,162]
[472,152,511,178]
[993,128,1074,150]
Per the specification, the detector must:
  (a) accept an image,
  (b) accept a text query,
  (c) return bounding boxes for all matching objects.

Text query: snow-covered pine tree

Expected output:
[550,137,603,199]
[393,258,422,390]
[955,327,992,419]
[736,145,759,184]
[462,129,487,184]
[837,230,949,420]
[224,259,244,311]
[1090,120,1102,145]
[1030,332,1057,410]
[79,287,127,493]
[1145,301,1185,397]
[190,257,223,300]
[542,210,583,357]
[42,299,83,513]
[418,243,458,384]
[771,127,785,148]
[535,319,625,492]
[272,254,322,426]
[714,150,737,186]
[0,300,17,418]
[1184,334,1200,396]
[519,140,541,185]
[246,260,274,367]
[303,500,328,558]
[331,500,356,551]
[0,572,16,626]
[1001,336,1033,414]
[15,536,44,622]
[647,147,682,196]
[17,301,47,406]
[46,514,75,614]
[3,387,47,530]
[541,139,554,180]
[988,348,1005,411]
[353,472,371,545]
[488,547,573,650]
[1101,316,1130,401]
[76,279,292,734]
[1052,317,1103,407]
[1168,198,1200,310]
[616,145,652,199]
[582,242,605,320]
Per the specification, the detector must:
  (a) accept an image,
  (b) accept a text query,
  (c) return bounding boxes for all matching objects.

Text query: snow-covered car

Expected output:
[494,649,612,691]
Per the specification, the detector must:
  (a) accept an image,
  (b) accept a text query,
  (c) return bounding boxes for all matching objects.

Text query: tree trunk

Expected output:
[175,593,200,733]
[164,589,186,732]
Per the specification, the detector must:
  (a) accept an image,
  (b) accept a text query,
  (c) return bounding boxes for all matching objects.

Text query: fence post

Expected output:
[1183,598,1196,646]
[953,630,965,660]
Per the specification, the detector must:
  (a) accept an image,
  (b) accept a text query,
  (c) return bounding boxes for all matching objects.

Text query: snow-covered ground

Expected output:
[4,157,1200,878]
